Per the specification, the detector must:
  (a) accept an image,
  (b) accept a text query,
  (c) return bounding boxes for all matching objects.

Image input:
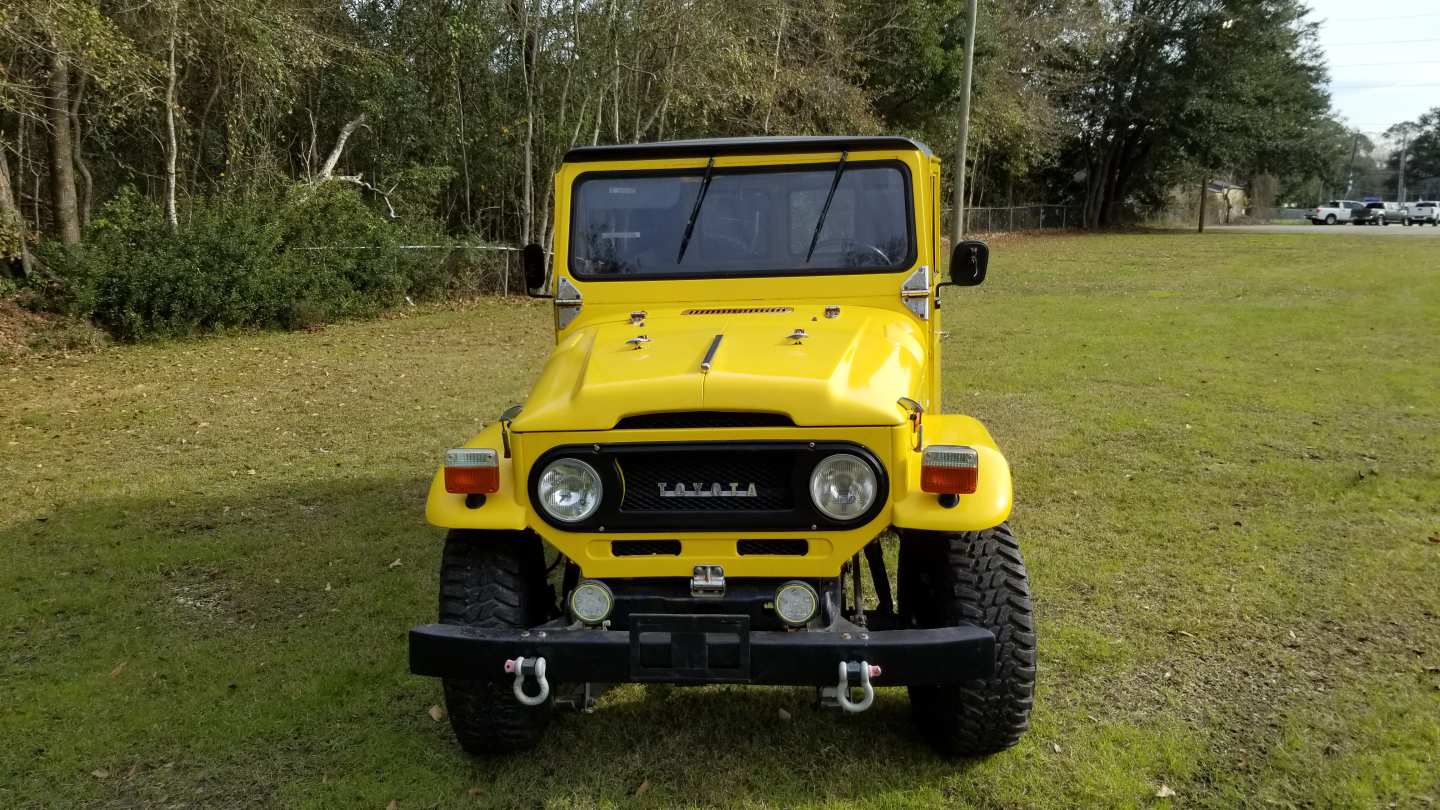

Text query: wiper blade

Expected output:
[805,150,848,263]
[676,156,716,264]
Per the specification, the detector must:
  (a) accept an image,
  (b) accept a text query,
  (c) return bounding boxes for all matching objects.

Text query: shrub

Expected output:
[38,184,449,341]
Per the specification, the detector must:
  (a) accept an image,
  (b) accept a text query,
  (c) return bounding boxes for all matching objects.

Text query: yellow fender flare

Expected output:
[890,414,1012,532]
[425,423,528,530]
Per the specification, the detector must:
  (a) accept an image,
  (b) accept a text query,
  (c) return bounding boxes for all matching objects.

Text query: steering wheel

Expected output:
[810,238,891,266]
[696,231,754,260]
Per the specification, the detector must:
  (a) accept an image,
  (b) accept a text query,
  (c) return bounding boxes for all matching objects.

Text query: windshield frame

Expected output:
[565,159,917,281]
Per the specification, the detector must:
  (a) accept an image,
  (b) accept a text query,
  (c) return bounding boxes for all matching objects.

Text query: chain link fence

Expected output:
[944,205,1082,236]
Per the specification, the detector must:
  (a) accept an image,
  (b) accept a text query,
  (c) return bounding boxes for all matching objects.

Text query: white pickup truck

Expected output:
[1405,201,1438,226]
[1310,200,1364,225]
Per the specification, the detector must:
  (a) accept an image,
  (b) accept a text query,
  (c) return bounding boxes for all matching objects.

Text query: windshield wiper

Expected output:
[676,156,716,264]
[804,150,848,262]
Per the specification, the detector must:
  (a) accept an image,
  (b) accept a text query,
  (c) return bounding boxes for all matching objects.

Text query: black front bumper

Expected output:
[409,614,995,686]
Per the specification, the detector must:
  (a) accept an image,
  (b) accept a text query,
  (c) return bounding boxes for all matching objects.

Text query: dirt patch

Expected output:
[0,298,107,359]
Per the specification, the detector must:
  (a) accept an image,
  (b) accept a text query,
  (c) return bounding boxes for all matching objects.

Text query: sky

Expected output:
[1304,0,1440,139]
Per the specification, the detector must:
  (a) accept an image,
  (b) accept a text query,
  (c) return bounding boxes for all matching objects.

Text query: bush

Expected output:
[37,185,449,341]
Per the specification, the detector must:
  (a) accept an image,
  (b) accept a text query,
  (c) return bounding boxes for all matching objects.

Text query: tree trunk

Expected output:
[762,5,786,134]
[0,147,34,277]
[164,21,179,233]
[318,114,367,180]
[70,75,93,227]
[46,49,82,245]
[1197,176,1207,234]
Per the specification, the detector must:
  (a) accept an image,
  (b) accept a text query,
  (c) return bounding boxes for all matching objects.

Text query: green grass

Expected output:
[3,232,1438,809]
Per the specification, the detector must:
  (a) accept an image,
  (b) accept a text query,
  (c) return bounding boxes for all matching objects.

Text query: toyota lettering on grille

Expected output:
[658,482,759,498]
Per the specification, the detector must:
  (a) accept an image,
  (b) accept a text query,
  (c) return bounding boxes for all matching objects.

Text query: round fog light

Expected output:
[569,580,614,624]
[774,581,819,626]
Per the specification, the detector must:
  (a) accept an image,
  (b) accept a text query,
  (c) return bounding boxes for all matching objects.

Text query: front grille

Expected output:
[612,540,682,556]
[615,411,794,430]
[737,539,809,556]
[529,441,886,532]
[619,451,794,512]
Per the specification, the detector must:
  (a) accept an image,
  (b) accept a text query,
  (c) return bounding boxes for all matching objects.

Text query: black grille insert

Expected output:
[619,451,794,512]
[615,411,794,430]
[612,540,682,556]
[737,539,809,556]
[528,441,887,532]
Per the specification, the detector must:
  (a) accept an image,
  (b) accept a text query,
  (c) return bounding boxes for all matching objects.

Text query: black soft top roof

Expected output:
[564,135,933,163]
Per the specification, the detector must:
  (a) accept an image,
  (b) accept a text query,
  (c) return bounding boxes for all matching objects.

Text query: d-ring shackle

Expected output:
[505,656,550,706]
[835,660,878,713]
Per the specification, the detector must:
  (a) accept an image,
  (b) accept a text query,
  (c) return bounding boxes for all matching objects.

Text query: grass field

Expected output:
[3,232,1438,809]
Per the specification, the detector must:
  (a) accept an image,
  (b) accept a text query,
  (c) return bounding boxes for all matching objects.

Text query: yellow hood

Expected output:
[510,304,927,432]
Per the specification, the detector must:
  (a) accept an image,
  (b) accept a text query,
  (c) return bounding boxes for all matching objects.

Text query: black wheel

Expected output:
[438,530,553,754]
[1325,214,1336,224]
[898,524,1036,756]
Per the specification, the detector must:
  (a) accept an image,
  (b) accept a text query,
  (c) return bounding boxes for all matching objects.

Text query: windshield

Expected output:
[568,162,914,278]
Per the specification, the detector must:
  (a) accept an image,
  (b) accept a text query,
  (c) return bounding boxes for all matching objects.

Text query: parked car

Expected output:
[1351,203,1383,225]
[1405,201,1439,226]
[1353,202,1402,225]
[1310,200,1364,224]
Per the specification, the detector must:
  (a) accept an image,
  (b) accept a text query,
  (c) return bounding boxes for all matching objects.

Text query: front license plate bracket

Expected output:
[628,613,751,683]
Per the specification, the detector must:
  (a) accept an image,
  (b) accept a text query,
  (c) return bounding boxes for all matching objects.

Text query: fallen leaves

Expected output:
[91,769,109,779]
[388,559,402,569]
[634,780,650,797]
[427,704,444,722]
[1155,784,1176,799]
[109,661,127,679]
[777,708,791,721]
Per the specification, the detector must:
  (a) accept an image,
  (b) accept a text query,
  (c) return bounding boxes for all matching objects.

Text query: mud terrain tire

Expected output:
[898,523,1036,756]
[438,530,552,754]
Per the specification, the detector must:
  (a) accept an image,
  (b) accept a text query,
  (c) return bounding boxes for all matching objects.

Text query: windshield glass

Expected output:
[569,162,913,278]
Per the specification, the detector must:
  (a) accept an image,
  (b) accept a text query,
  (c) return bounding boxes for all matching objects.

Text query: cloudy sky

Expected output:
[1305,0,1440,136]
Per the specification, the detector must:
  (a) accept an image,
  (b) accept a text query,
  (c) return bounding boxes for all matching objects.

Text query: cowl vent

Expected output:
[682,307,793,315]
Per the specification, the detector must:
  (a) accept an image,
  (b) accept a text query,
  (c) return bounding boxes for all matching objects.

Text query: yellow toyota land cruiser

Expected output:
[408,136,1035,757]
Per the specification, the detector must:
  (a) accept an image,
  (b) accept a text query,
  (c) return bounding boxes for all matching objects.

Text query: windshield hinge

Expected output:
[555,277,582,330]
[900,265,931,320]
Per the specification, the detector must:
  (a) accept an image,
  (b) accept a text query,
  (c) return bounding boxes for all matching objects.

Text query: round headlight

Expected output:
[537,458,603,523]
[569,579,614,624]
[774,581,819,626]
[808,453,877,521]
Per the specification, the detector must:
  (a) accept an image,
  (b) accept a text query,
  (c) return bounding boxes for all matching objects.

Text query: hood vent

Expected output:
[683,307,793,316]
[615,411,794,430]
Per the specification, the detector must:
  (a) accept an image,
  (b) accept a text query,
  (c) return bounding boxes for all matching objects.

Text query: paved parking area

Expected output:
[1215,223,1440,236]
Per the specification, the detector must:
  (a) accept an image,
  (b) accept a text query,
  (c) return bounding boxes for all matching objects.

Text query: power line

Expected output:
[1331,81,1440,88]
[1330,60,1440,67]
[1325,37,1440,46]
[1320,12,1440,23]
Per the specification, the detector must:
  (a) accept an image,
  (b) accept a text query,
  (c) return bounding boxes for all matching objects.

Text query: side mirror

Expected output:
[521,243,548,297]
[947,240,988,286]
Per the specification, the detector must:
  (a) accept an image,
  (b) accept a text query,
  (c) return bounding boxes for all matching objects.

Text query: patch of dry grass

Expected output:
[1,234,1437,809]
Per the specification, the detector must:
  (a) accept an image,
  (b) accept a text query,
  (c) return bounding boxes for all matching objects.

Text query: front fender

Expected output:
[425,422,528,530]
[890,414,1012,532]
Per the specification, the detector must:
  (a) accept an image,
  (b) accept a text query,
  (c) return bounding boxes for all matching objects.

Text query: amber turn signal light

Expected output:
[444,448,500,494]
[920,445,979,494]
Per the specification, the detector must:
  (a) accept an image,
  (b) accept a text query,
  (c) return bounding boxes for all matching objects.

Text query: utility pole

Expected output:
[1397,130,1409,203]
[1344,133,1359,197]
[951,0,978,245]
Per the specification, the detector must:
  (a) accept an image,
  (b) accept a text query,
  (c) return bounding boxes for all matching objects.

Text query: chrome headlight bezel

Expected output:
[535,457,604,524]
[808,452,879,522]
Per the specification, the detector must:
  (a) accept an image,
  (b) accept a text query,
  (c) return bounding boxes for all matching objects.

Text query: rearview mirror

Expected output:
[947,240,988,286]
[521,243,548,297]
